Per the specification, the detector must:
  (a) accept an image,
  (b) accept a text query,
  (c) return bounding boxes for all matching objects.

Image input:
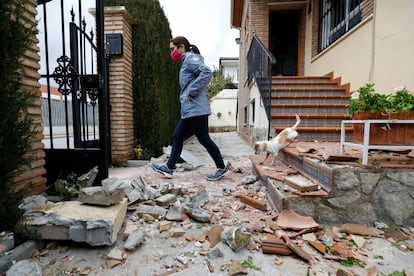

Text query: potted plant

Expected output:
[348,83,414,144]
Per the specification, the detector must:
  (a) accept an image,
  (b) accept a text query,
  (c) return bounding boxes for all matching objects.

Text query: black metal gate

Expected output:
[37,0,110,190]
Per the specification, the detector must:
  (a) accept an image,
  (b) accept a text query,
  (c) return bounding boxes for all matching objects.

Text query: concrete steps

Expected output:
[269,74,352,141]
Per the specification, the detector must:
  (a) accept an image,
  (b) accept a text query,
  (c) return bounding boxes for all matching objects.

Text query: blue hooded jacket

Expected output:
[178,51,212,119]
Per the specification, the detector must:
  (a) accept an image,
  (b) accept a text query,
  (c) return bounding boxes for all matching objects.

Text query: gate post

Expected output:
[14,0,47,194]
[104,7,135,164]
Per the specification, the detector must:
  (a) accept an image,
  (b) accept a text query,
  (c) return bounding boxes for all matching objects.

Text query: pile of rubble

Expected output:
[3,160,414,275]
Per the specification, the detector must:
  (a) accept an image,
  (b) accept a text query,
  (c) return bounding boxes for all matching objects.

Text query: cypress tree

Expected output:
[0,0,37,231]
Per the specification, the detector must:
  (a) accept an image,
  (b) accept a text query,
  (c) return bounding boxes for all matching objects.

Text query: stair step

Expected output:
[272,95,350,105]
[271,82,342,89]
[273,126,352,133]
[271,106,349,114]
[272,76,333,83]
[273,89,347,97]
[272,87,347,93]
[271,114,350,119]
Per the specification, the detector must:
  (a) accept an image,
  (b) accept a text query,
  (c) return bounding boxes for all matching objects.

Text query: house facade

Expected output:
[231,0,414,142]
[209,57,239,131]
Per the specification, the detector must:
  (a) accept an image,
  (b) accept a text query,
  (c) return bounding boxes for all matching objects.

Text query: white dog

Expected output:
[253,114,301,165]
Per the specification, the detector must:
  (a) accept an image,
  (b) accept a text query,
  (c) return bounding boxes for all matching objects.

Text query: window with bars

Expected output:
[319,0,362,52]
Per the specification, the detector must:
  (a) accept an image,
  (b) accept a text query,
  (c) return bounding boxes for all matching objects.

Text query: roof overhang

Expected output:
[231,0,244,29]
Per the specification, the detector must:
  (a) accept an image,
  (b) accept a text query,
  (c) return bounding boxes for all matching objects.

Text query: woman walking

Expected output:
[151,36,228,181]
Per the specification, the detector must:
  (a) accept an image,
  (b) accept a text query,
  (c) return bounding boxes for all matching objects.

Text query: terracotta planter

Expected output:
[353,110,414,145]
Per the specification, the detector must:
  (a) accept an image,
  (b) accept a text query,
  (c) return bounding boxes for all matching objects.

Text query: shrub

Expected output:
[0,0,37,231]
[348,83,414,117]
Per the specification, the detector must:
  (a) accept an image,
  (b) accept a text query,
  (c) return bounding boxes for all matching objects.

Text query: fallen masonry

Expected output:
[21,197,128,246]
[6,163,414,275]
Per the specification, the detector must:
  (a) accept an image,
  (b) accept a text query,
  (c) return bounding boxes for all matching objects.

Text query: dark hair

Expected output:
[170,36,200,54]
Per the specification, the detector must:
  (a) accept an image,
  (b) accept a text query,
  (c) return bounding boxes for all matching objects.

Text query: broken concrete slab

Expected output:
[133,204,167,220]
[124,230,145,251]
[0,240,39,274]
[180,149,203,168]
[184,207,210,223]
[155,193,176,206]
[78,186,124,206]
[284,174,319,192]
[5,259,42,276]
[23,199,128,246]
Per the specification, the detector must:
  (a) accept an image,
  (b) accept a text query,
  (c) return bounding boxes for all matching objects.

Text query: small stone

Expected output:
[159,221,172,232]
[124,230,145,250]
[169,227,185,237]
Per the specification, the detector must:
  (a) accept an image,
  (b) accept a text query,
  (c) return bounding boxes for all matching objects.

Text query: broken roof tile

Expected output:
[276,210,320,231]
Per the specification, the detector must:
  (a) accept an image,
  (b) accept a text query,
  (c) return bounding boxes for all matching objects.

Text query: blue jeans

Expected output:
[167,115,225,170]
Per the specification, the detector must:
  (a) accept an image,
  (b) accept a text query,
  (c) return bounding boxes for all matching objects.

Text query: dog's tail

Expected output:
[292,114,301,129]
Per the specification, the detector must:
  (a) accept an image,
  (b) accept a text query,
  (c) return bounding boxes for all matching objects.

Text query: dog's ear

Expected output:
[278,131,289,144]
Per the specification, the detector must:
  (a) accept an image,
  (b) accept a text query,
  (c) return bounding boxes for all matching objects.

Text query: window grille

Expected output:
[319,0,362,52]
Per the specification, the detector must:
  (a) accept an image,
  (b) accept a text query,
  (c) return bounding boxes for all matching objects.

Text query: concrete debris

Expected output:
[78,186,124,206]
[188,188,209,208]
[0,231,15,254]
[127,176,161,203]
[20,198,128,246]
[221,226,252,252]
[106,247,126,269]
[183,206,210,223]
[77,166,98,188]
[7,137,414,275]
[123,230,145,250]
[6,259,42,276]
[206,247,223,259]
[133,204,167,220]
[165,200,183,221]
[102,176,129,194]
[240,175,258,185]
[155,193,177,206]
[18,194,48,212]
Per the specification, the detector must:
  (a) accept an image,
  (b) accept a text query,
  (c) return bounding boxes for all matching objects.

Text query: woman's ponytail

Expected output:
[189,44,200,54]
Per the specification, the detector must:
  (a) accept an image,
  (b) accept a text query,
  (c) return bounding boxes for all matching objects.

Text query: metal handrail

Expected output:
[247,35,276,139]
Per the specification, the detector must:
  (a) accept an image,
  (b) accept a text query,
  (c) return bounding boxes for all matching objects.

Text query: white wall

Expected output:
[304,0,414,94]
[209,89,237,128]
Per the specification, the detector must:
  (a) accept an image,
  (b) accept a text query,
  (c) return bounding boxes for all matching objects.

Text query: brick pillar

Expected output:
[104,7,135,164]
[13,0,48,194]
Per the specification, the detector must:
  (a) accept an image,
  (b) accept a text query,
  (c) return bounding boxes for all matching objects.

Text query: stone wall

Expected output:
[13,0,47,194]
[285,167,414,226]
[104,7,135,164]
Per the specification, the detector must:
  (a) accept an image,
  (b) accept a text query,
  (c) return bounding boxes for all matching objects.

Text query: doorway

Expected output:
[269,11,300,76]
